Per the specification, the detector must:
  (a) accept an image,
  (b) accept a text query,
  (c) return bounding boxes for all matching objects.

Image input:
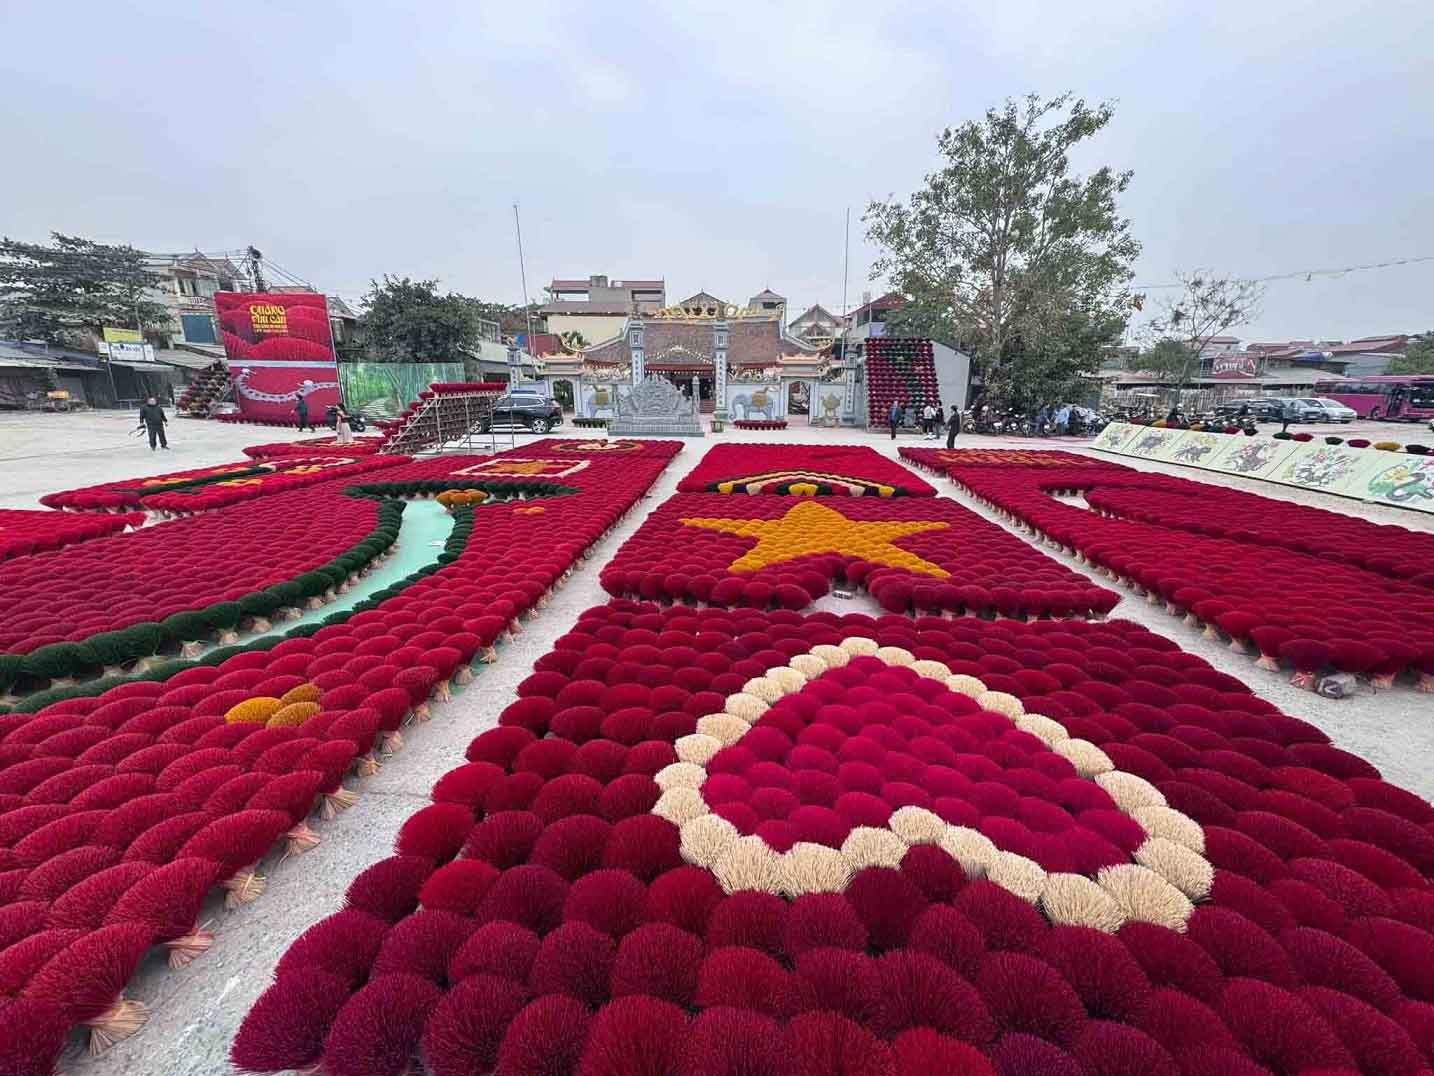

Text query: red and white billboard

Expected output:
[1211,353,1259,379]
[214,291,340,422]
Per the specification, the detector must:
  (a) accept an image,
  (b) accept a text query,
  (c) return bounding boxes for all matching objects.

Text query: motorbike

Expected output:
[324,405,368,433]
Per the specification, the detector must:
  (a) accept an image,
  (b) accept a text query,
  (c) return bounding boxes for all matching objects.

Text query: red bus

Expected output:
[1312,375,1434,421]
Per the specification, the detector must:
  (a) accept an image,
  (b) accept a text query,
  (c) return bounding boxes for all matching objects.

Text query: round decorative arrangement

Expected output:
[654,637,1209,928]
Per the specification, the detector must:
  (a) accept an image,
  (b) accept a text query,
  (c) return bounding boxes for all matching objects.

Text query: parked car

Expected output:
[479,393,563,434]
[1279,398,1326,422]
[1307,397,1357,423]
[1213,398,1284,422]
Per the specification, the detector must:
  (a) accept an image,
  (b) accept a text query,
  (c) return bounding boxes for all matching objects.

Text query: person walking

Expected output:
[946,403,961,448]
[334,404,354,445]
[138,395,169,451]
[1036,404,1050,437]
[921,402,937,439]
[888,400,902,440]
[294,393,311,432]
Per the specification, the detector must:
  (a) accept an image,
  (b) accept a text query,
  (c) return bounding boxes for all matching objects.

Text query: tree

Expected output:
[865,93,1140,405]
[359,276,483,363]
[0,233,170,345]
[1143,271,1264,398]
[1387,333,1434,375]
[1132,336,1196,379]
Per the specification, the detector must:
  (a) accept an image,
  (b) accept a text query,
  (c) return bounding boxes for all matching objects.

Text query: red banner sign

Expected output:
[1212,353,1258,378]
[215,291,340,421]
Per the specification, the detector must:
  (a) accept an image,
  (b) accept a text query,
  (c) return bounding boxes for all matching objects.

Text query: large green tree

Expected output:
[359,276,485,362]
[1387,333,1434,375]
[865,93,1140,406]
[0,232,170,345]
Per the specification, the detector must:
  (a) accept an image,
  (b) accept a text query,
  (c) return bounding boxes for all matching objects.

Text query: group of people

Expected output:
[1034,403,1082,436]
[134,391,353,452]
[294,395,354,444]
[888,400,964,447]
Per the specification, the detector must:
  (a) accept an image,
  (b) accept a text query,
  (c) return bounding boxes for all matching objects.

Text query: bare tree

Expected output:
[1142,271,1264,403]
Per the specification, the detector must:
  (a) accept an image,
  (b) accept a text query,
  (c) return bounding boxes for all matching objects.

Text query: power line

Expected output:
[1133,254,1434,291]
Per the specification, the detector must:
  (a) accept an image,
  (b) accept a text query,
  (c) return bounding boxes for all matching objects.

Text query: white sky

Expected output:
[2,0,1430,342]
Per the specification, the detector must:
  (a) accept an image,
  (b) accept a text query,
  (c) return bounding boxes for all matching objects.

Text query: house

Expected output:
[846,292,908,340]
[0,339,182,408]
[1195,335,1242,359]
[1326,335,1409,378]
[143,253,246,347]
[788,303,846,349]
[748,288,787,326]
[539,274,666,348]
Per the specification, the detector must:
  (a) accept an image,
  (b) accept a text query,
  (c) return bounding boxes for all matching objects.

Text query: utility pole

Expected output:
[513,203,535,377]
[839,207,851,362]
[841,206,850,320]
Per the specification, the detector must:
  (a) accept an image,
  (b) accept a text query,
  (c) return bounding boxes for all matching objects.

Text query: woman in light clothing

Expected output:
[334,405,354,445]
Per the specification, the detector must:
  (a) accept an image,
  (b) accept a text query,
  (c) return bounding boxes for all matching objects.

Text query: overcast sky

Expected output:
[2,0,1430,343]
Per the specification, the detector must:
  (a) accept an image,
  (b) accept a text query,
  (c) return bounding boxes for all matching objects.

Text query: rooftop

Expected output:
[850,292,907,318]
[1328,335,1408,355]
[549,277,664,290]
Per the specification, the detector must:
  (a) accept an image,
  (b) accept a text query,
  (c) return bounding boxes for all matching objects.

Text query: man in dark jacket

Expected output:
[946,403,961,448]
[138,396,168,450]
[295,393,311,432]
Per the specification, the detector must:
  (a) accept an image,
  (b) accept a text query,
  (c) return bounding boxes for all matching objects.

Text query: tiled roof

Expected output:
[849,292,907,317]
[1327,335,1408,355]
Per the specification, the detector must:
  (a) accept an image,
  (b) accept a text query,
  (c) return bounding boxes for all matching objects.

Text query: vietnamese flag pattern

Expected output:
[601,493,1119,619]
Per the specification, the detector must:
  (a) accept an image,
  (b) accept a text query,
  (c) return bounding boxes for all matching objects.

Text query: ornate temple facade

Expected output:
[535,295,859,425]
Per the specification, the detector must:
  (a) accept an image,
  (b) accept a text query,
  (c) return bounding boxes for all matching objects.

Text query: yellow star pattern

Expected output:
[483,461,560,475]
[680,500,951,576]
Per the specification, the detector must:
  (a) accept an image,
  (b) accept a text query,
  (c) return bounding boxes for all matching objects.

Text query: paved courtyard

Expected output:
[2,410,1431,1075]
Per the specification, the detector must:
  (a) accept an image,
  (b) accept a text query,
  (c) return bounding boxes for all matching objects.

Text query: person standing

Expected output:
[888,399,902,440]
[921,402,937,439]
[946,403,961,448]
[138,395,169,450]
[294,393,311,432]
[334,404,354,445]
[1036,404,1050,437]
[1055,404,1071,435]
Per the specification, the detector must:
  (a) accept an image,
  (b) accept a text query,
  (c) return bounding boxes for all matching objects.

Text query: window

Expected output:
[180,314,217,345]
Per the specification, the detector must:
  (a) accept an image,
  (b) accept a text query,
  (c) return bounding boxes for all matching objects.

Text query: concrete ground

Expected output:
[0,411,1427,1074]
[0,410,323,511]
